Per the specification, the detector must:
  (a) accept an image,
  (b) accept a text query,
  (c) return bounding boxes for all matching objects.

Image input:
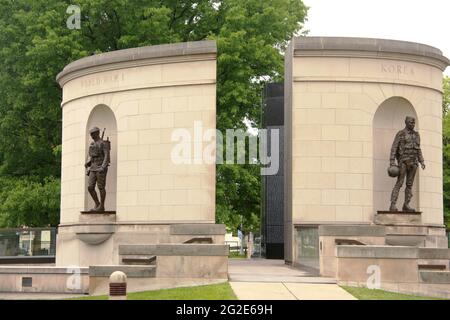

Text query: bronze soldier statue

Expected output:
[389,116,425,212]
[85,127,111,212]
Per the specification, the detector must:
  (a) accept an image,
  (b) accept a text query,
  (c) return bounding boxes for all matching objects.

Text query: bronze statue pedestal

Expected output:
[76,211,117,245]
[375,210,422,225]
[375,210,426,246]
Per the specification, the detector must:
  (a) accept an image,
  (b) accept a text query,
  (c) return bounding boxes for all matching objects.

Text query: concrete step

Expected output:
[89,265,156,278]
[385,225,428,236]
[119,243,229,256]
[121,255,156,265]
[418,248,450,259]
[170,224,226,236]
[385,235,426,247]
[420,271,450,284]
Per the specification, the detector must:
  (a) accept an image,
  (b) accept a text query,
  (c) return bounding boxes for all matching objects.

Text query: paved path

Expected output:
[0,293,85,300]
[229,259,356,300]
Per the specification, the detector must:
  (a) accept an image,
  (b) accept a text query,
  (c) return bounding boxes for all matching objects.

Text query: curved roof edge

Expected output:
[56,40,217,85]
[293,37,450,69]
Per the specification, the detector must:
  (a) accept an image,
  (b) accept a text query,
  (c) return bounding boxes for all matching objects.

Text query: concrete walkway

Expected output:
[0,293,85,300]
[229,259,356,300]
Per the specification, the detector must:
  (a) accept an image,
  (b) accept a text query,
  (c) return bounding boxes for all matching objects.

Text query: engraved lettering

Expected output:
[381,64,414,75]
[81,73,125,88]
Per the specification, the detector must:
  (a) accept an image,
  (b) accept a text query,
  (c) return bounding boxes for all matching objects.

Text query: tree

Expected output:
[442,76,450,228]
[0,0,308,229]
[0,176,60,227]
[216,164,261,234]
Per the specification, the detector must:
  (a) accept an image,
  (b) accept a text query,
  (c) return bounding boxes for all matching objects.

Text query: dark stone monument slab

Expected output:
[261,83,284,259]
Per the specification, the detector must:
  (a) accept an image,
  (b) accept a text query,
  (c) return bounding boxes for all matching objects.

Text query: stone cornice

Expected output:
[56,40,217,87]
[293,37,450,71]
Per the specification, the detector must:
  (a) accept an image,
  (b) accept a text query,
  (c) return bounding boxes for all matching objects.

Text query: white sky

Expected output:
[302,0,450,75]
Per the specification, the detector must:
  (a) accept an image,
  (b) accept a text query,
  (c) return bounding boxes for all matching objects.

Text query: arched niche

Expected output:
[85,105,117,212]
[373,97,419,213]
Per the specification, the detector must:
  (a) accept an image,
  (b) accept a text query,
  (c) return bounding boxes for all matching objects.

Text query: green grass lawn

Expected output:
[70,282,237,300]
[341,286,444,300]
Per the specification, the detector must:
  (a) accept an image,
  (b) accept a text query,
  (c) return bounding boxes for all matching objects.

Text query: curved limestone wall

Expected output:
[55,41,218,267]
[284,37,449,263]
[57,41,217,225]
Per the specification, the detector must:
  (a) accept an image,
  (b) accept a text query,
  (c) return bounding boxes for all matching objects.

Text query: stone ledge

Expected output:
[385,235,426,247]
[74,224,116,233]
[56,40,217,85]
[79,212,116,223]
[0,266,89,274]
[318,225,385,237]
[119,244,229,256]
[89,265,156,278]
[375,212,422,225]
[170,224,226,235]
[292,36,450,69]
[419,248,450,260]
[336,245,418,259]
[385,225,428,235]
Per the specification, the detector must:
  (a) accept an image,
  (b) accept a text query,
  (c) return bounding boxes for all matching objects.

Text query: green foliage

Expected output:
[0,0,307,228]
[443,76,450,228]
[216,164,261,234]
[0,176,60,227]
[443,76,450,116]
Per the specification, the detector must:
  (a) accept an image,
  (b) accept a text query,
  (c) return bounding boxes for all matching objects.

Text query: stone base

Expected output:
[0,266,89,294]
[373,211,448,247]
[318,225,386,277]
[336,245,450,299]
[0,222,228,295]
[375,211,422,225]
[56,222,227,267]
[318,221,449,278]
[0,265,227,295]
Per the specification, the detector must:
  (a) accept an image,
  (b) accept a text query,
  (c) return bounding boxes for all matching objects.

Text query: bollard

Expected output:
[109,271,127,300]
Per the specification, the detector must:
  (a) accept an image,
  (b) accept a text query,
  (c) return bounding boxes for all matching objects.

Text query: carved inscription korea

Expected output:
[381,64,415,76]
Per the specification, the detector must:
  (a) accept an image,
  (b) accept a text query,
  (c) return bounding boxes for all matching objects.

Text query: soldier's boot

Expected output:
[88,187,100,211]
[402,188,415,212]
[97,188,106,212]
[389,202,398,212]
[390,190,399,212]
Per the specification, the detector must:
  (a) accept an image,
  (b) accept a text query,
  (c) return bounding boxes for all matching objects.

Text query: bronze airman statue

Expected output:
[389,116,425,212]
[85,127,111,212]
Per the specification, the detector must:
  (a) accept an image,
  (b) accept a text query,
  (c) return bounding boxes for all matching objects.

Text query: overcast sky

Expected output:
[302,0,450,75]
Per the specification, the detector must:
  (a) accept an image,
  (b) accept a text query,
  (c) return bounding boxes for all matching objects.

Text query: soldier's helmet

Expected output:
[387,165,400,178]
[89,127,100,134]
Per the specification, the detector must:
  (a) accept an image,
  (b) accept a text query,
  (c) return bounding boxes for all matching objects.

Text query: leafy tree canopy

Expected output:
[0,0,308,230]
